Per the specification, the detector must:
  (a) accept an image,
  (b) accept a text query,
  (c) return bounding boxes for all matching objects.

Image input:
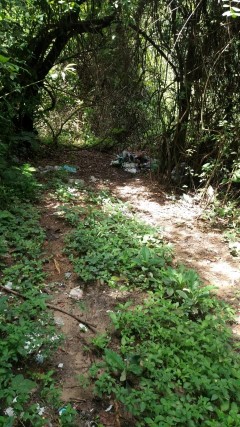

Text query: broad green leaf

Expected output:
[0,54,10,63]
[211,394,219,401]
[166,288,174,296]
[176,290,189,299]
[221,401,230,412]
[104,349,125,370]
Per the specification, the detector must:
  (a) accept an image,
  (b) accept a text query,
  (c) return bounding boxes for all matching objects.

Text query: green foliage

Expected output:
[62,188,240,426]
[0,145,41,207]
[92,294,240,426]
[91,333,111,351]
[64,196,172,288]
[204,198,240,257]
[59,404,78,427]
[0,199,61,425]
[159,265,218,318]
[222,1,240,17]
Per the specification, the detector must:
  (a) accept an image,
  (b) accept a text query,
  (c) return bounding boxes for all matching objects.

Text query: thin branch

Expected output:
[0,285,97,333]
[129,22,178,77]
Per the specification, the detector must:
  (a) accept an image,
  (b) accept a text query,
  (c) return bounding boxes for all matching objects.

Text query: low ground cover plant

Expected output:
[61,191,240,426]
[91,295,240,426]
[65,198,172,289]
[0,200,62,426]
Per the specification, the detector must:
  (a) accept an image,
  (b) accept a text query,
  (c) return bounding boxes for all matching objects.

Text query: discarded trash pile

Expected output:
[111,150,158,174]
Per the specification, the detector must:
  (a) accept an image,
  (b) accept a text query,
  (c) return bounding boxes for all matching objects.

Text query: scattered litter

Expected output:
[61,165,77,173]
[58,407,67,416]
[79,323,88,332]
[35,353,45,364]
[54,317,65,326]
[5,281,13,290]
[65,272,72,279]
[5,407,15,417]
[123,162,138,174]
[111,150,156,174]
[90,175,98,182]
[69,287,83,300]
[36,404,45,416]
[58,363,64,369]
[105,404,113,412]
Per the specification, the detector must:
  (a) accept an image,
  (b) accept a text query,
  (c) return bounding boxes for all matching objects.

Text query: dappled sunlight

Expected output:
[112,182,240,293]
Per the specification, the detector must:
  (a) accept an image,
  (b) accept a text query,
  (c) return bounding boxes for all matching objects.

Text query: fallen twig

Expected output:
[0,285,96,333]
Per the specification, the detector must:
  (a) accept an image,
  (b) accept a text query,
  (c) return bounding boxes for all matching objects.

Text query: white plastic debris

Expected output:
[36,404,45,416]
[124,167,137,174]
[58,363,64,369]
[59,407,67,416]
[5,407,15,416]
[69,287,83,300]
[35,353,45,364]
[105,404,113,412]
[5,281,13,290]
[79,323,88,332]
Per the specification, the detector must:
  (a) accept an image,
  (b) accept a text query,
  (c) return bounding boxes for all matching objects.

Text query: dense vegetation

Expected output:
[0,0,239,192]
[0,1,240,425]
[62,189,240,426]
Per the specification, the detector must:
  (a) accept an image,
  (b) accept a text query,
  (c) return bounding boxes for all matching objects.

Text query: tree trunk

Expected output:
[11,11,115,152]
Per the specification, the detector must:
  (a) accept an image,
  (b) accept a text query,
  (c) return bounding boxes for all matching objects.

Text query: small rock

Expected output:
[65,272,72,279]
[69,287,83,300]
[90,176,97,182]
[54,317,65,326]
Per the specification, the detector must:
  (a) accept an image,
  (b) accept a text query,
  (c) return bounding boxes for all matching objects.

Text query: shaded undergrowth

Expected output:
[0,171,78,426]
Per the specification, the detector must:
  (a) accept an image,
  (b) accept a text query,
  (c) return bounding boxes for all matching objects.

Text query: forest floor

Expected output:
[35,147,240,426]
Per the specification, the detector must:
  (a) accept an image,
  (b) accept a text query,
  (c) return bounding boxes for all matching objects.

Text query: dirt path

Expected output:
[111,181,240,294]
[36,147,239,425]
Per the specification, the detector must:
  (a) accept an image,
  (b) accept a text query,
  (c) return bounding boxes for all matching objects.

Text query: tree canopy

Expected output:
[0,0,239,191]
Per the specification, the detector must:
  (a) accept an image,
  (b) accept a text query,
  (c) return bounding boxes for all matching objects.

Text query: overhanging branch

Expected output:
[129,22,178,78]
